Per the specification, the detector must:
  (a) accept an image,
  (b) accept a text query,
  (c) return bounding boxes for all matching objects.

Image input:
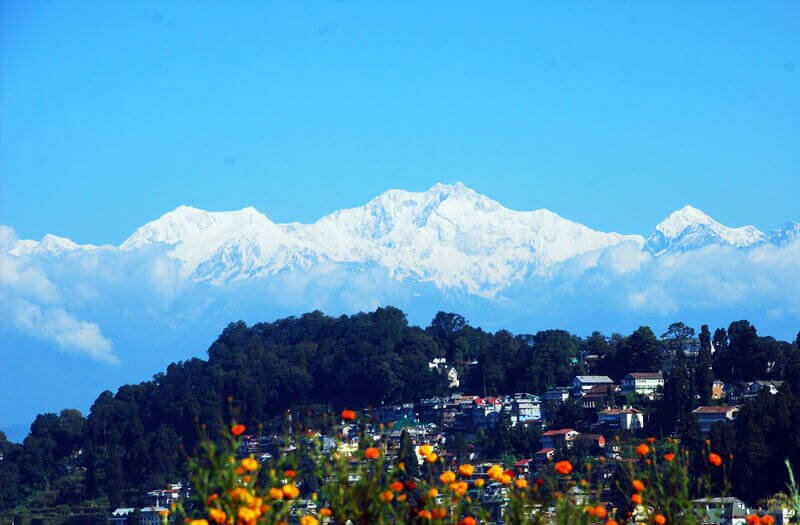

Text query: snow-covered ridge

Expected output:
[645,205,766,255]
[7,183,788,295]
[10,234,97,256]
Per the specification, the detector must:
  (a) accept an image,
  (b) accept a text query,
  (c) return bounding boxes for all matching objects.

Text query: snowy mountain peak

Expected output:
[120,205,276,251]
[655,205,715,237]
[10,233,96,256]
[6,186,792,295]
[647,205,765,254]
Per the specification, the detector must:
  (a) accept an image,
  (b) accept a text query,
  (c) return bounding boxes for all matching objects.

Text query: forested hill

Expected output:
[1,307,799,514]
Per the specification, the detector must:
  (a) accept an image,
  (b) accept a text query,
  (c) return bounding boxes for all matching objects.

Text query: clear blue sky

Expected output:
[1,1,798,245]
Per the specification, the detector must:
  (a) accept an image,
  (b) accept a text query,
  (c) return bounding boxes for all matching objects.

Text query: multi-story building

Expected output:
[598,407,644,431]
[472,397,503,428]
[620,372,664,397]
[505,393,542,423]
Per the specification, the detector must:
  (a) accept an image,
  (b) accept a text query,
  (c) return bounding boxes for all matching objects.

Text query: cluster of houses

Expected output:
[109,484,188,524]
[107,355,789,524]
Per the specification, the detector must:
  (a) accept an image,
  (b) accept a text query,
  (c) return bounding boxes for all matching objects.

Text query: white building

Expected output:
[598,407,644,431]
[620,372,663,397]
[571,376,614,394]
[505,393,542,423]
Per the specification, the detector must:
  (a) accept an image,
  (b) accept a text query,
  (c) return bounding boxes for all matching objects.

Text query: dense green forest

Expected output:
[1,307,799,519]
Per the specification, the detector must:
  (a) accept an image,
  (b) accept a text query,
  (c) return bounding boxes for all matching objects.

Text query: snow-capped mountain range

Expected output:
[8,183,799,295]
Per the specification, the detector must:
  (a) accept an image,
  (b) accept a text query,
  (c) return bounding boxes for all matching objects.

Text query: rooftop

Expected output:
[692,405,739,414]
[626,372,663,380]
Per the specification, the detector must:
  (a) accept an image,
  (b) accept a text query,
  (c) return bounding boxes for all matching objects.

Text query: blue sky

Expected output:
[1,1,798,245]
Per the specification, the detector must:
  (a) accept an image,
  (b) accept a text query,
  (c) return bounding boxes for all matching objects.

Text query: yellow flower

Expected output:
[241,457,259,472]
[269,487,284,500]
[439,471,456,484]
[487,464,503,480]
[238,507,257,525]
[425,452,438,463]
[418,444,432,456]
[515,478,528,489]
[427,488,439,499]
[300,516,318,525]
[189,521,209,525]
[282,484,300,500]
[458,464,474,477]
[208,509,227,524]
[474,478,485,488]
[450,481,468,496]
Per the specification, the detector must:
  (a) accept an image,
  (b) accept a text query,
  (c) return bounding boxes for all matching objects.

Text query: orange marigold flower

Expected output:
[440,471,456,484]
[269,487,283,500]
[632,479,645,492]
[281,484,299,500]
[664,453,676,462]
[425,452,438,463]
[241,457,258,472]
[380,490,394,503]
[235,466,244,476]
[515,478,528,489]
[189,520,209,525]
[450,481,468,496]
[242,475,252,483]
[555,460,573,475]
[206,493,219,506]
[747,515,760,525]
[474,478,485,488]
[237,508,256,525]
[708,453,723,467]
[631,493,642,505]
[159,510,169,517]
[460,518,477,525]
[636,443,650,457]
[427,488,439,499]
[300,516,318,525]
[418,444,432,456]
[594,506,607,519]
[432,508,447,519]
[397,494,407,502]
[606,521,619,525]
[458,464,474,477]
[761,516,775,525]
[341,409,356,421]
[648,437,656,443]
[586,506,597,516]
[390,481,404,491]
[319,509,332,517]
[417,510,432,520]
[487,465,503,479]
[208,508,226,524]
[284,469,296,478]
[654,514,666,525]
[365,447,380,459]
[231,424,246,436]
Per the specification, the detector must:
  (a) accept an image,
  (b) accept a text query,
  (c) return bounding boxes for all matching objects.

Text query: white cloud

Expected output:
[4,297,118,364]
[0,227,119,364]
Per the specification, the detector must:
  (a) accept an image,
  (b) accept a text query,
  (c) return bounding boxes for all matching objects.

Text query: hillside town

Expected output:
[111,354,793,524]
